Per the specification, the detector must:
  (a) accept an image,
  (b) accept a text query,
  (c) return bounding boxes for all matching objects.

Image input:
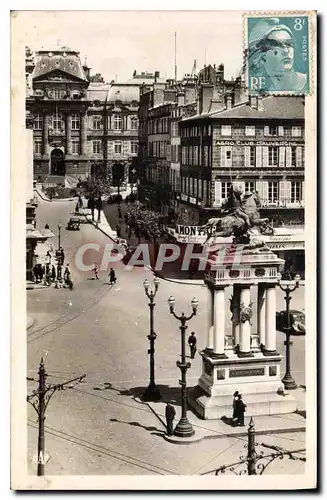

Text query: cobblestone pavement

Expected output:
[26,195,306,476]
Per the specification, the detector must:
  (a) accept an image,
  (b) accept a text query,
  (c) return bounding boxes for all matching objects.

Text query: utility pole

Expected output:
[27,357,86,476]
[174,32,177,83]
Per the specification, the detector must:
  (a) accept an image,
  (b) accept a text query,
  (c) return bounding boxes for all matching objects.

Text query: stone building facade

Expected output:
[26,46,157,187]
[179,94,305,227]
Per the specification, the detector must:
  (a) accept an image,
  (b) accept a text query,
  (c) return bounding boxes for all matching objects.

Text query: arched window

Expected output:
[130,116,138,130]
[34,114,43,130]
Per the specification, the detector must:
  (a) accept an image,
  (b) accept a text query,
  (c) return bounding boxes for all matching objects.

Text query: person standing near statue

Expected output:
[188,331,197,359]
[232,391,239,422]
[165,403,176,436]
[234,394,247,426]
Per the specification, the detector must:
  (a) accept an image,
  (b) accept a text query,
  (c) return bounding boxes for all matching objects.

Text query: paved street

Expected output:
[27,196,306,475]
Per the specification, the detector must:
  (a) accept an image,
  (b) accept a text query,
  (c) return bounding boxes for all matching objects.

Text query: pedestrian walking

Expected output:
[165,403,176,436]
[64,264,73,290]
[78,194,83,209]
[188,331,197,359]
[92,263,99,280]
[51,265,56,281]
[75,201,80,214]
[232,391,239,421]
[234,394,247,426]
[57,263,62,281]
[45,250,52,275]
[58,247,65,266]
[108,267,117,285]
[116,224,121,238]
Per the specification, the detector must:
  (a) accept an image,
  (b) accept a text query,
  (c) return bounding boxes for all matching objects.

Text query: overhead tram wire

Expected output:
[28,282,115,343]
[27,419,177,475]
[28,281,108,336]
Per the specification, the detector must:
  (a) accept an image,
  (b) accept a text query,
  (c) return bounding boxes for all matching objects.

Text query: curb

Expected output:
[34,188,77,203]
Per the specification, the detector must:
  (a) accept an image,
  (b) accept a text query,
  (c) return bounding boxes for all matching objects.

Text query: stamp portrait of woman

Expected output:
[248,17,308,93]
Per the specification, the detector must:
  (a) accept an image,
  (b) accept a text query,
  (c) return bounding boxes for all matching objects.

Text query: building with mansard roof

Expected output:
[26,47,152,188]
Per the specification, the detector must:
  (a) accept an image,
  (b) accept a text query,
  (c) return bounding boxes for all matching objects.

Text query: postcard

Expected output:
[11,9,317,490]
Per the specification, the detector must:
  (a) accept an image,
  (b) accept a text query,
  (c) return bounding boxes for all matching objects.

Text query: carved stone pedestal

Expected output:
[189,350,297,419]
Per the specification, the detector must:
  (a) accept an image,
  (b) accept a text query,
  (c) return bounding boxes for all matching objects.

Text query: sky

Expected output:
[15,10,244,83]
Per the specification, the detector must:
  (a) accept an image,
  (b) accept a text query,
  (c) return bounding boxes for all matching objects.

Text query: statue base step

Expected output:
[189,386,297,419]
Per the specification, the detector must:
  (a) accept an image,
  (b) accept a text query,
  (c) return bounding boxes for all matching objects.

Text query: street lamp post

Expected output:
[277,273,301,390]
[142,277,161,402]
[57,223,62,249]
[168,295,198,438]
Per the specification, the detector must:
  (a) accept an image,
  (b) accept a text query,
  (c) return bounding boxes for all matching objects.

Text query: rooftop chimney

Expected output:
[226,93,233,110]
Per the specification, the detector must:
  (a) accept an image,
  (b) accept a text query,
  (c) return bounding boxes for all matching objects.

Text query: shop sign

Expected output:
[173,224,217,243]
[216,140,302,146]
[181,194,188,202]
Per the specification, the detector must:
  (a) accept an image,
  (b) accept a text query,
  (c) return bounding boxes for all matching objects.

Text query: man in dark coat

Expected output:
[188,331,197,359]
[234,394,247,426]
[165,403,176,436]
[232,391,239,421]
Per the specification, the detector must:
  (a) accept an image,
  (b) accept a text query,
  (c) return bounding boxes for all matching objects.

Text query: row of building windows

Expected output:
[180,145,303,168]
[148,117,170,135]
[148,141,170,158]
[216,181,303,204]
[33,114,138,131]
[34,140,138,155]
[180,125,302,138]
[178,178,303,205]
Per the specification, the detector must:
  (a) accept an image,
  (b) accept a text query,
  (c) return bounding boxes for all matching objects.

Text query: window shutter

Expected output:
[256,181,263,198]
[203,180,208,204]
[264,126,269,136]
[302,181,305,202]
[256,146,262,168]
[279,146,285,168]
[296,146,302,167]
[279,181,285,201]
[262,181,268,200]
[244,146,251,168]
[198,179,202,198]
[262,147,269,167]
[220,146,225,168]
[194,178,198,198]
[214,181,222,207]
[278,126,284,136]
[284,181,291,202]
[285,147,292,167]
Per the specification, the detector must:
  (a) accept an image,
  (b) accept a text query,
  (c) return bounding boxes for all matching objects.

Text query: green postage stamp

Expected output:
[245,13,311,94]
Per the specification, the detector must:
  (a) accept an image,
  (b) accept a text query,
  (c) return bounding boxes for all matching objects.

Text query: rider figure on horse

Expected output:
[222,185,251,230]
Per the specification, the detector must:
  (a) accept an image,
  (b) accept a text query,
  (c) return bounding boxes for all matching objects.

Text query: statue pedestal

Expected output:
[189,244,297,419]
[189,351,296,419]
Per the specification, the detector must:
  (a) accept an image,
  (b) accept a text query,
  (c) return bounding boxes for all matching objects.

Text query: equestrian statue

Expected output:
[204,184,274,247]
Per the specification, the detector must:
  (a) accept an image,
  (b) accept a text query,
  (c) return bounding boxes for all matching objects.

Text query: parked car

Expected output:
[67,216,81,231]
[276,309,305,336]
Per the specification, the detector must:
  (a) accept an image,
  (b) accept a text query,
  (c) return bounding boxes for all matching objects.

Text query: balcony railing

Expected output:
[48,129,65,137]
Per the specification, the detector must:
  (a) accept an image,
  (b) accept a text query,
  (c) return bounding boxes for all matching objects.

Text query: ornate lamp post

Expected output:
[168,295,198,438]
[142,277,161,401]
[57,223,62,250]
[277,273,301,390]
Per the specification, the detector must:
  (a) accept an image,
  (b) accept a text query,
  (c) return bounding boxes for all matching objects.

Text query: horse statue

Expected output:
[204,185,274,246]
